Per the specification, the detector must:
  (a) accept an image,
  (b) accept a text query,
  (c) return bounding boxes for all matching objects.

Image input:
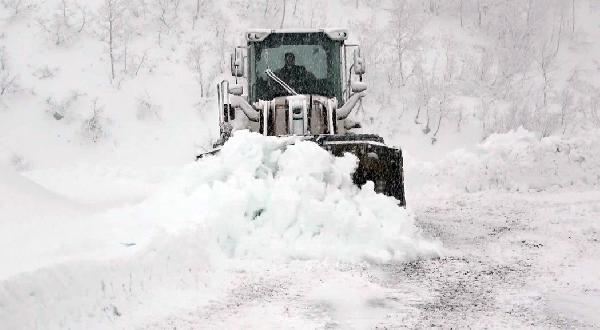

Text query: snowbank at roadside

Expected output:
[407,128,600,195]
[0,166,91,279]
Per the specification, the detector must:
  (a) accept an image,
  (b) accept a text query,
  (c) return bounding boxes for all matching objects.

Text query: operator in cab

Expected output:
[275,52,317,93]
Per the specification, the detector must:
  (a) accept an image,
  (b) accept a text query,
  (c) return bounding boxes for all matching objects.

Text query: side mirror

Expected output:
[351,80,367,93]
[230,52,244,77]
[353,49,366,75]
[228,84,243,96]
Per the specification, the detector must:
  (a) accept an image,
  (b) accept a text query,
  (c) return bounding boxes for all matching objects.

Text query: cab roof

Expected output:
[246,28,348,42]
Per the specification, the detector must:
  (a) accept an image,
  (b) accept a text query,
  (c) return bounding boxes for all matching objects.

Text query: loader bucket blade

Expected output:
[312,134,406,206]
[197,134,406,206]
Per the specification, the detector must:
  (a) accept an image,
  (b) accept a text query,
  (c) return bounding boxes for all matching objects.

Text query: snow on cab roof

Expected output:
[246,28,348,42]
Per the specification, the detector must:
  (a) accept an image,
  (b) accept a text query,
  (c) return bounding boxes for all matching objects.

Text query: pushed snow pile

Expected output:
[409,128,600,194]
[134,130,440,263]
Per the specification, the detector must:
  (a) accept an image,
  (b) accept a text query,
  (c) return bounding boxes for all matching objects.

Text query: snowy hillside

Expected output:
[1,0,599,168]
[1,0,599,328]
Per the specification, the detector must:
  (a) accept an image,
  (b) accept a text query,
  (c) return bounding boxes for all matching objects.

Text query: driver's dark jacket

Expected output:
[275,65,315,92]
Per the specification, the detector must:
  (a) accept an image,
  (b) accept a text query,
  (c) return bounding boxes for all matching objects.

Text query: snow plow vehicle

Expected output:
[199,29,405,206]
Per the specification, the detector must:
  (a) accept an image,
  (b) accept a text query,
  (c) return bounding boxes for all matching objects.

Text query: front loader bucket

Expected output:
[197,134,406,206]
[312,134,406,206]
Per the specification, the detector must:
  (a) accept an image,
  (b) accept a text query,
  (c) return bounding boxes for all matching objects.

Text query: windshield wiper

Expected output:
[265,69,298,96]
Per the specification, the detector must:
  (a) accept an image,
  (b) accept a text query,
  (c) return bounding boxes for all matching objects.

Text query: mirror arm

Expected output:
[337,91,366,120]
[343,64,355,100]
[230,95,260,122]
[230,47,246,78]
[234,48,238,83]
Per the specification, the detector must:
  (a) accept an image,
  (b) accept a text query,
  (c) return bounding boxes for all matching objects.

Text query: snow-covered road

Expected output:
[1,186,599,329]
[2,131,600,329]
[142,191,600,329]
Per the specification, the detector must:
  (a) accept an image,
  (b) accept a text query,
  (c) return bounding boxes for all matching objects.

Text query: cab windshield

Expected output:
[250,33,342,102]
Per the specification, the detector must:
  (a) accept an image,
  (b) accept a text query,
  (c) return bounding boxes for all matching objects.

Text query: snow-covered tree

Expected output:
[97,0,130,82]
[387,0,423,86]
[0,47,18,96]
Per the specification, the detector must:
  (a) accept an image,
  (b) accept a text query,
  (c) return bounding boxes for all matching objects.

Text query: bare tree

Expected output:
[264,0,269,17]
[477,0,482,27]
[538,39,556,107]
[0,0,36,17]
[98,0,130,82]
[0,47,18,96]
[388,0,422,86]
[444,39,457,82]
[215,26,228,74]
[280,0,286,28]
[45,91,82,121]
[33,65,58,80]
[136,92,162,120]
[77,3,87,33]
[459,0,464,28]
[101,0,118,81]
[82,98,109,143]
[476,0,489,28]
[456,106,464,132]
[560,88,573,134]
[431,87,449,144]
[0,72,18,96]
[132,50,148,77]
[475,46,493,83]
[414,65,434,132]
[152,0,181,45]
[571,0,575,33]
[526,0,534,27]
[554,9,564,55]
[590,94,600,128]
[187,44,208,97]
[155,0,181,30]
[191,0,207,30]
[428,0,439,15]
[36,0,88,46]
